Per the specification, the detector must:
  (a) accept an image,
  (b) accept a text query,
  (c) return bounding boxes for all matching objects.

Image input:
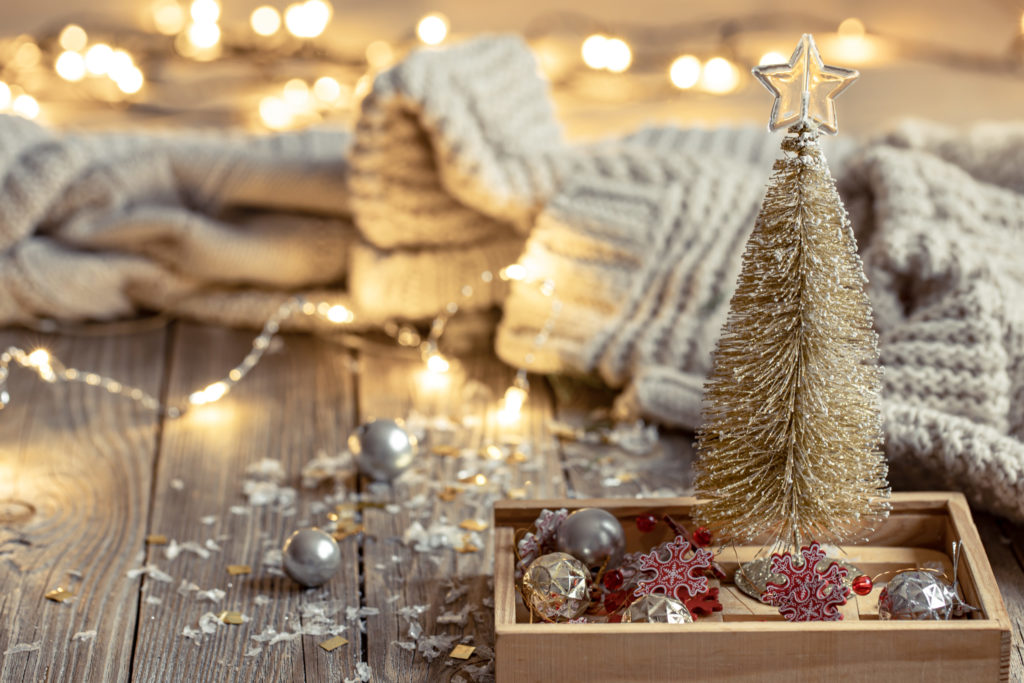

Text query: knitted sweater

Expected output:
[0,36,1021,522]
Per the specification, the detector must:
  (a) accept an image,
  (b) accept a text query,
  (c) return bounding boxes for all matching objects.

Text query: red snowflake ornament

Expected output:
[760,542,851,622]
[684,586,723,617]
[634,535,714,600]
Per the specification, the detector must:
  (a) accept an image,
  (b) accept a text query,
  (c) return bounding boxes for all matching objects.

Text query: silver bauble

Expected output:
[282,528,342,587]
[622,594,694,624]
[522,552,590,620]
[555,507,626,570]
[878,571,967,620]
[348,418,417,482]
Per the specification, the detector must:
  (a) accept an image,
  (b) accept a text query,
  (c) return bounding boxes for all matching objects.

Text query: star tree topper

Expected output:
[752,33,858,135]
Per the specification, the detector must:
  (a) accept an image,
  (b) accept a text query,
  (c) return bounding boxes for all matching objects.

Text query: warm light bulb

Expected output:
[188,21,221,48]
[313,76,341,103]
[190,0,221,24]
[416,13,449,45]
[838,17,866,39]
[282,78,310,109]
[85,44,113,75]
[116,67,145,94]
[259,95,292,130]
[758,51,787,67]
[581,34,608,69]
[502,386,527,415]
[426,353,450,374]
[27,349,50,367]
[701,57,739,94]
[365,40,393,69]
[189,381,229,405]
[603,38,631,73]
[284,0,332,39]
[250,6,281,36]
[502,263,527,281]
[325,304,353,323]
[669,55,701,89]
[108,50,135,80]
[58,24,88,52]
[152,0,187,35]
[13,42,41,69]
[0,82,10,110]
[55,51,87,82]
[11,94,39,120]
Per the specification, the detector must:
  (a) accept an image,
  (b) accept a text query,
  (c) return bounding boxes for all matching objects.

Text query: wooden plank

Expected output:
[358,346,564,681]
[0,326,167,682]
[978,515,1024,682]
[130,323,361,682]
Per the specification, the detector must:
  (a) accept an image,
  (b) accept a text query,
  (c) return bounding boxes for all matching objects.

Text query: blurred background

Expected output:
[0,0,1022,138]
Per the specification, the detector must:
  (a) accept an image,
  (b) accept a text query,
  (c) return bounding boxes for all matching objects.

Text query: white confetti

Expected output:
[253,595,271,606]
[170,478,185,490]
[126,564,173,583]
[437,605,472,626]
[4,641,41,655]
[245,646,262,658]
[71,630,97,642]
[200,515,218,526]
[198,612,221,634]
[394,641,416,651]
[196,588,226,604]
[204,539,222,552]
[145,596,163,606]
[177,579,199,596]
[230,505,250,516]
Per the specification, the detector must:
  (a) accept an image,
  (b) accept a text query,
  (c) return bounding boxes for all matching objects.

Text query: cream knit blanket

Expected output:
[1,36,1022,521]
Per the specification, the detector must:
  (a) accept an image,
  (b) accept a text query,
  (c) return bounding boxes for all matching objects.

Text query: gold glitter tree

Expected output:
[694,35,889,550]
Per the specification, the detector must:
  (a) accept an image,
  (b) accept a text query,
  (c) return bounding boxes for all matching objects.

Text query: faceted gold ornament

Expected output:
[621,594,693,624]
[521,551,590,620]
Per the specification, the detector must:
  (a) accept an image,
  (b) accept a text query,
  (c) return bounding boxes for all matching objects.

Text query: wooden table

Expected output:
[1,323,1022,682]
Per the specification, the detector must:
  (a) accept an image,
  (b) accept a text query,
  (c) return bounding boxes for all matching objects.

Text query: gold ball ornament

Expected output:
[521,551,590,621]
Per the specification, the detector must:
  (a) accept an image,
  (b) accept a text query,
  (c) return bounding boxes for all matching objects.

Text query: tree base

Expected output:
[734,556,861,603]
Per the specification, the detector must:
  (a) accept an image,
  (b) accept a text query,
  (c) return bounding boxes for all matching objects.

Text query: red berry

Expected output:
[635,514,658,533]
[693,526,712,547]
[604,590,627,612]
[852,574,873,596]
[603,569,624,591]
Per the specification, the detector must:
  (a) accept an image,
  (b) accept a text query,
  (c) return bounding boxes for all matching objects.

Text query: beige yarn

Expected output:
[0,36,1022,521]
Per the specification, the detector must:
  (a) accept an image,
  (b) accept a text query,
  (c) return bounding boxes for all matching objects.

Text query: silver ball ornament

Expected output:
[555,507,626,571]
[622,594,693,624]
[878,570,969,620]
[348,418,417,482]
[522,552,591,620]
[282,528,341,588]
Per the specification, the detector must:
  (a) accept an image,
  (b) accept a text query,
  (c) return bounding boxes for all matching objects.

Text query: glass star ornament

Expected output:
[760,541,851,621]
[752,33,858,135]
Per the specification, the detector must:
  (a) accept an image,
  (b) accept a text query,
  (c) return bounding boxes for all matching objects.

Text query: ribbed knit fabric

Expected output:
[0,36,1021,521]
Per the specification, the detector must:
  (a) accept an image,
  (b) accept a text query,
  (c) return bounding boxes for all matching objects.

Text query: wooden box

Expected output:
[493,492,1011,682]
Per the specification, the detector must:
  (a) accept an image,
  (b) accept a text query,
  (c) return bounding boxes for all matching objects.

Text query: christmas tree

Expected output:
[694,35,889,550]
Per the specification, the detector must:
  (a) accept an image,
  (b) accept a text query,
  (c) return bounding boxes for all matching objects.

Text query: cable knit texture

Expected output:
[0,36,1022,521]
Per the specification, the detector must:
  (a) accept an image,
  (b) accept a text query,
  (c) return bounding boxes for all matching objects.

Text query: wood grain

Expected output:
[978,515,1024,683]
[0,326,167,682]
[358,347,563,681]
[130,323,362,682]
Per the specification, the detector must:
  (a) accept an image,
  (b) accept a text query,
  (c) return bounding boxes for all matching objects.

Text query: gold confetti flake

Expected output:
[438,486,461,502]
[458,473,488,486]
[319,635,349,651]
[145,534,168,545]
[226,564,251,575]
[449,644,476,659]
[459,519,488,531]
[506,450,528,463]
[431,445,458,456]
[456,534,480,553]
[45,587,75,602]
[217,610,245,624]
[332,524,364,541]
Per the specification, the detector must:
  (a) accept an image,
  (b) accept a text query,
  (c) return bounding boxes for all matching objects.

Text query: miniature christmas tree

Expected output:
[694,34,889,551]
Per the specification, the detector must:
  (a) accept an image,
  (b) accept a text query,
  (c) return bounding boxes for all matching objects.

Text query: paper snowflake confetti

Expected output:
[633,536,713,600]
[683,586,723,617]
[516,508,568,575]
[761,542,851,622]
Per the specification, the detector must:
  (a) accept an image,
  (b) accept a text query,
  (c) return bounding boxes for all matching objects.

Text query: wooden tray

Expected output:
[493,492,1011,682]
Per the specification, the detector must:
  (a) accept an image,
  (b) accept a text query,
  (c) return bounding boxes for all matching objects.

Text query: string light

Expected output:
[190,0,221,24]
[85,44,114,75]
[416,13,449,46]
[58,25,88,53]
[251,6,282,37]
[151,0,188,35]
[669,55,701,89]
[501,264,527,281]
[187,21,221,49]
[581,34,609,69]
[425,352,451,374]
[834,17,875,64]
[365,40,394,69]
[603,38,631,73]
[259,95,292,130]
[758,51,787,66]
[325,304,354,323]
[11,94,39,120]
[284,0,333,39]
[189,380,228,405]
[55,51,87,82]
[312,76,342,103]
[282,78,311,108]
[838,17,866,39]
[13,41,41,69]
[700,57,739,94]
[116,67,145,95]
